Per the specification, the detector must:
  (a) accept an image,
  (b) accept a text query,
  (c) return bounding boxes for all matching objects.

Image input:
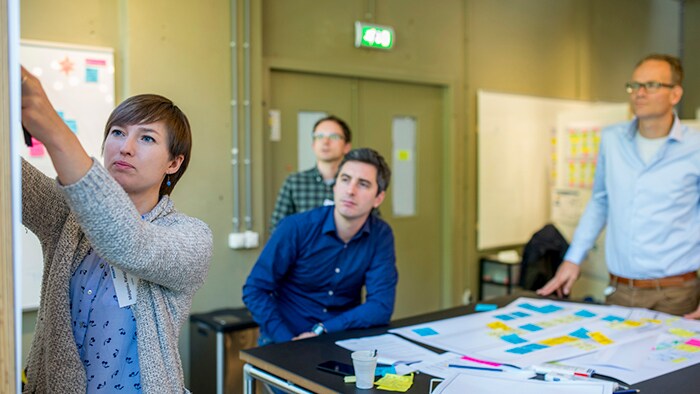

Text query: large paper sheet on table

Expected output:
[389,298,698,368]
[563,315,700,384]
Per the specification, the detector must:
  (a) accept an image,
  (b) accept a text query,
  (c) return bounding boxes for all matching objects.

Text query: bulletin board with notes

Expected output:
[20,40,115,310]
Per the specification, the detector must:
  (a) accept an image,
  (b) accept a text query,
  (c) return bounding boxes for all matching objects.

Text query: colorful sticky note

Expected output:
[675,344,700,353]
[640,318,662,324]
[602,315,625,322]
[29,139,45,157]
[374,373,414,392]
[65,119,78,133]
[412,327,438,337]
[494,314,515,321]
[669,328,696,338]
[501,334,528,344]
[518,303,540,311]
[672,357,689,364]
[685,339,700,347]
[487,321,512,331]
[622,320,643,327]
[520,323,543,332]
[475,303,498,312]
[512,311,530,318]
[85,67,99,83]
[396,150,411,162]
[517,303,562,313]
[506,343,548,354]
[589,332,614,345]
[574,310,596,318]
[375,366,396,376]
[538,305,563,313]
[569,328,590,339]
[539,336,579,346]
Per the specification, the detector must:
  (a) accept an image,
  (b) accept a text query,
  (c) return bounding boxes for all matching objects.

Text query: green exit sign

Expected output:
[354,21,394,50]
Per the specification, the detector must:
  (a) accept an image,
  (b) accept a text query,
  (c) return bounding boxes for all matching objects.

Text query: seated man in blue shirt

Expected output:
[538,54,700,318]
[243,148,398,344]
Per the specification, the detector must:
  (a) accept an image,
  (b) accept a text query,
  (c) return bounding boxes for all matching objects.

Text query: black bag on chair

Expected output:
[519,224,569,291]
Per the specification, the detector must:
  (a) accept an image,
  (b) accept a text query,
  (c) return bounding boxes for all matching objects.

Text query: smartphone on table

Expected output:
[316,360,355,376]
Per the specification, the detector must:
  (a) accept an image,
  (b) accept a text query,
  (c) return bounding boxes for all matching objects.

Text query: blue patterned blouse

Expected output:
[70,249,142,391]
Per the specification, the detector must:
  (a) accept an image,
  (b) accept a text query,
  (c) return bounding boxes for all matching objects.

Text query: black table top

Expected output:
[240,293,699,393]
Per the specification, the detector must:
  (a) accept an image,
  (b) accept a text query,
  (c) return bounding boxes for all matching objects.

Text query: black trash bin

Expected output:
[189,308,259,394]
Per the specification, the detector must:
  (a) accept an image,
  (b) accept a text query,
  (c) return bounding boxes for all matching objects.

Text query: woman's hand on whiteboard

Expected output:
[536,261,580,298]
[20,65,92,185]
[20,66,72,146]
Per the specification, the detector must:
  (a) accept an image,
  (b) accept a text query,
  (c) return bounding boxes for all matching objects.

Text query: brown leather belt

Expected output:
[610,271,697,289]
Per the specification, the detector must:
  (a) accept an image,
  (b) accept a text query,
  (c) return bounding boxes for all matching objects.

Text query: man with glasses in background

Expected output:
[270,115,352,231]
[538,54,700,319]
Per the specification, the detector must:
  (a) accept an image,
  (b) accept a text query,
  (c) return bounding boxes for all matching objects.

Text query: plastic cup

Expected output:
[351,350,378,389]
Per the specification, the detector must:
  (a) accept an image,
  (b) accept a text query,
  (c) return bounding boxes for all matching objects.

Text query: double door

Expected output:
[267,70,445,318]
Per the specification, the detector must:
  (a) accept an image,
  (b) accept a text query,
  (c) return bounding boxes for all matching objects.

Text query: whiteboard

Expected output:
[477,90,627,250]
[20,40,115,310]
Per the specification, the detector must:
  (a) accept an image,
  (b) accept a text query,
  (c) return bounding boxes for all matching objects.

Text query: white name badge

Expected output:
[110,266,139,308]
[323,199,335,206]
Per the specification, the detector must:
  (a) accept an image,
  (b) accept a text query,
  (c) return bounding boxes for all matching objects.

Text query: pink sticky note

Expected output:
[685,339,700,347]
[29,138,45,157]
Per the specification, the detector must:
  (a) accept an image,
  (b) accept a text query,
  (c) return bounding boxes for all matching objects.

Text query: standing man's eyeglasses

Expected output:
[625,81,676,94]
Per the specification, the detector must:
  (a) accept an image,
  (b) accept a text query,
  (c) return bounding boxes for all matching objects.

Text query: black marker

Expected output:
[23,126,33,147]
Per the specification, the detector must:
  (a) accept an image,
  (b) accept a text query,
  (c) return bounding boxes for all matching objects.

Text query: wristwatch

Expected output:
[311,323,327,335]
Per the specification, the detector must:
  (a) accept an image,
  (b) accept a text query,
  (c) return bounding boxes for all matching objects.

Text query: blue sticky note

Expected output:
[494,314,515,321]
[501,334,528,344]
[569,328,590,339]
[512,311,530,318]
[85,67,98,83]
[574,310,596,318]
[518,303,540,311]
[520,323,543,332]
[538,305,563,313]
[475,303,498,312]
[602,315,625,322]
[506,343,548,354]
[413,327,438,336]
[375,366,396,376]
[64,119,78,133]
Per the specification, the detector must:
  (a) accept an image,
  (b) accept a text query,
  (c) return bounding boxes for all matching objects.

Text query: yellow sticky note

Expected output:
[669,328,696,338]
[623,320,643,327]
[396,150,411,161]
[640,318,661,324]
[675,344,700,353]
[589,332,614,345]
[375,373,414,392]
[539,336,579,346]
[487,322,512,331]
[673,357,689,363]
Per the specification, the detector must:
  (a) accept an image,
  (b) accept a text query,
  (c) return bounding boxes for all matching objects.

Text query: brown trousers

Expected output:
[606,279,700,316]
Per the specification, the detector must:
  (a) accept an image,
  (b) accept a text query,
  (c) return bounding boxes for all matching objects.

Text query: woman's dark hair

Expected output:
[103,94,192,196]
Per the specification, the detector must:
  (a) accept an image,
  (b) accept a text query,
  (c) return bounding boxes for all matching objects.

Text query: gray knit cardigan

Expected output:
[22,159,213,393]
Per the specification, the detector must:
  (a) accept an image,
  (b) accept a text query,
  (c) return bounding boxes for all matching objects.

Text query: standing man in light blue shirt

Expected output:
[538,54,700,318]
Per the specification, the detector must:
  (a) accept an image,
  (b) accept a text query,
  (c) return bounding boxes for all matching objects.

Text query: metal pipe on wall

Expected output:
[230,0,240,233]
[243,0,253,230]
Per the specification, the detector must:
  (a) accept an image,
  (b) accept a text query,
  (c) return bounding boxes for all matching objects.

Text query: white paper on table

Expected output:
[563,322,700,385]
[412,352,535,380]
[335,333,438,366]
[432,373,614,394]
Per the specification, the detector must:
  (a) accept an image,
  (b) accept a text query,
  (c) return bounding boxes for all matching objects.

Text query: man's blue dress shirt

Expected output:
[565,115,700,279]
[243,205,398,344]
